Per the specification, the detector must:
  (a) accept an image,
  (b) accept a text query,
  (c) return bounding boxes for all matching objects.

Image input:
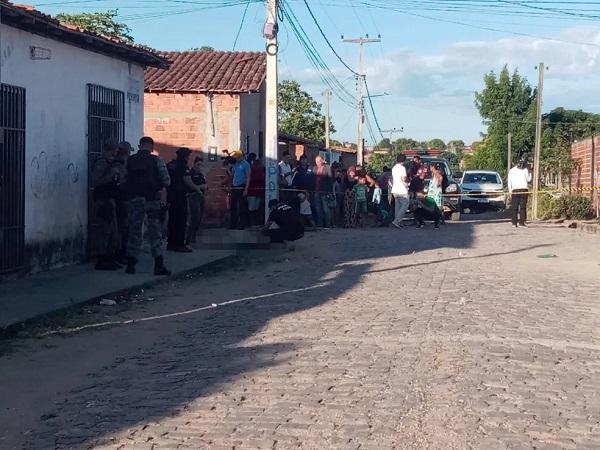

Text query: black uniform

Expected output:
[167,158,191,249]
[266,203,304,243]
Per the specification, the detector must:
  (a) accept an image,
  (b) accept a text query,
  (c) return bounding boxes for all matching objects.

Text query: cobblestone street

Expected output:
[1,218,600,450]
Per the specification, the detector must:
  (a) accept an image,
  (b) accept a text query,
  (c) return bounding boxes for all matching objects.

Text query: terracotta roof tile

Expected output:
[145,51,266,93]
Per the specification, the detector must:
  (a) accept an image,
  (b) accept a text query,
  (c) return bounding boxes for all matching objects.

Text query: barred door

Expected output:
[0,84,26,273]
[87,84,125,256]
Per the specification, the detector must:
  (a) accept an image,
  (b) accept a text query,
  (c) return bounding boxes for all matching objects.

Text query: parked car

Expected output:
[410,156,462,220]
[460,170,506,212]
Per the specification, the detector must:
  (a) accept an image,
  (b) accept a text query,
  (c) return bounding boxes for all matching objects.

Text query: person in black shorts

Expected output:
[262,199,305,243]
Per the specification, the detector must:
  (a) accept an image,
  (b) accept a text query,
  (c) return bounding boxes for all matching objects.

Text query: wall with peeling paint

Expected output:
[0,24,145,272]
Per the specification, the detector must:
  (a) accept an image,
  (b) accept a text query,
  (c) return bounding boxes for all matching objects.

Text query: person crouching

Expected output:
[262,199,305,244]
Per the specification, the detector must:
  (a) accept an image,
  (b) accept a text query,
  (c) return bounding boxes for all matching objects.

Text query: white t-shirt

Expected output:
[508,167,531,192]
[299,199,312,216]
[391,163,408,195]
[278,161,293,185]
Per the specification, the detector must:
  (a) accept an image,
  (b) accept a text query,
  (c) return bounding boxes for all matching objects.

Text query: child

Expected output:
[297,191,316,231]
[352,177,369,228]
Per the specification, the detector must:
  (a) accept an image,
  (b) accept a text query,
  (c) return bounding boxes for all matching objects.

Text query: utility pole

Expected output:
[532,62,546,220]
[343,35,381,166]
[264,0,279,220]
[323,90,331,163]
[382,127,402,151]
[507,131,512,180]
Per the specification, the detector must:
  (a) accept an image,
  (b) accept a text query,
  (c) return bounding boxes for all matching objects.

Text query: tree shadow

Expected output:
[6,218,529,448]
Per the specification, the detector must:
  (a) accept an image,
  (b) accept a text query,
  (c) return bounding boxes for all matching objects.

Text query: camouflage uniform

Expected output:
[126,153,171,259]
[90,156,119,257]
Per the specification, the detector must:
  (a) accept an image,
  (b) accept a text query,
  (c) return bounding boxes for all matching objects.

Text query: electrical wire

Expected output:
[232,0,250,50]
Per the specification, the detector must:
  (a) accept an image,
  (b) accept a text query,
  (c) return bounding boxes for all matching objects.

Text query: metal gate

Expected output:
[0,84,26,273]
[87,84,125,255]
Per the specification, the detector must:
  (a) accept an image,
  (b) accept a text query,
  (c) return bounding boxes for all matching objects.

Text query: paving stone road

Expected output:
[1,217,600,450]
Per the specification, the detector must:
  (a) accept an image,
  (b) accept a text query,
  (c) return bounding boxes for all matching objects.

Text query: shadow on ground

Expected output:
[0,218,546,448]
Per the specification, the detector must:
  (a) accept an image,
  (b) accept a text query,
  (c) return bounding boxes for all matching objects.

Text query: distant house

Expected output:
[144,51,266,220]
[0,0,166,275]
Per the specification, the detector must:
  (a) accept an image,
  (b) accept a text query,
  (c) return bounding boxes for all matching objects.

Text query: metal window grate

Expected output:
[87,84,125,256]
[0,84,26,273]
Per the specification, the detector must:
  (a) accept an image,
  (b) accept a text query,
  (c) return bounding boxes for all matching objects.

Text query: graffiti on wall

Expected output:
[30,151,80,200]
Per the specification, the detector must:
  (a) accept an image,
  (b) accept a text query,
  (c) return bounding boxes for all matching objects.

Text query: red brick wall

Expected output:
[144,92,241,220]
[571,137,600,197]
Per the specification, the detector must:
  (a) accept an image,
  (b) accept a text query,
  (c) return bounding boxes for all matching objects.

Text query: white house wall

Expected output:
[0,24,145,271]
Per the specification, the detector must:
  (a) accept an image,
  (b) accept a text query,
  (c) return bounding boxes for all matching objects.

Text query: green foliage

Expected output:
[56,10,133,43]
[278,80,334,143]
[447,140,465,152]
[538,193,595,220]
[428,138,446,149]
[392,138,426,150]
[441,151,462,173]
[474,66,536,178]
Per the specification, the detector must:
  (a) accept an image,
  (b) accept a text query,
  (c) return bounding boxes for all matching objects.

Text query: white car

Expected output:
[460,170,506,211]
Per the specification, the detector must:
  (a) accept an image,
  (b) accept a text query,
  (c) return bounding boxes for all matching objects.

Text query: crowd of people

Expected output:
[91,137,452,275]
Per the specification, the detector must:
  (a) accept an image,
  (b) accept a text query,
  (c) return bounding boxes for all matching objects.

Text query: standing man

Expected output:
[166,147,198,252]
[91,140,120,270]
[508,158,532,228]
[247,153,266,227]
[313,155,333,228]
[229,149,251,230]
[125,136,171,275]
[391,154,409,229]
[114,141,133,265]
[278,151,294,189]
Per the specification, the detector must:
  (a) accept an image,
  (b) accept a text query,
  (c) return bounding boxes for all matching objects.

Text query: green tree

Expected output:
[474,66,536,177]
[376,138,392,149]
[441,151,462,173]
[447,140,465,152]
[56,10,133,43]
[428,138,446,149]
[392,138,425,151]
[278,80,334,143]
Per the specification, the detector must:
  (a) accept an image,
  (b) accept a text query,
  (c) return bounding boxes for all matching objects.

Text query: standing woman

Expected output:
[343,166,358,228]
[428,164,444,212]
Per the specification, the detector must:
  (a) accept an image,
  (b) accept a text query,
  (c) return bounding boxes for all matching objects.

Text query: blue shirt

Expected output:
[232,160,251,187]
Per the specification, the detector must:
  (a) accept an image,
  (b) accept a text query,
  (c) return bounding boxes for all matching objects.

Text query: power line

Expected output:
[363,77,385,140]
[232,0,250,50]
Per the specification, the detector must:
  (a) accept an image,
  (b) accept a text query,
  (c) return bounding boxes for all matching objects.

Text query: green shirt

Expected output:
[353,184,368,202]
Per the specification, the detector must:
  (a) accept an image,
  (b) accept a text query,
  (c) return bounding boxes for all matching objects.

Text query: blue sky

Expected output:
[37,0,600,146]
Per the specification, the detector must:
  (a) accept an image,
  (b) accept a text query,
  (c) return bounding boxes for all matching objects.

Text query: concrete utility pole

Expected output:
[532,62,546,220]
[507,131,512,179]
[382,128,402,150]
[323,90,331,162]
[343,36,381,166]
[264,0,279,219]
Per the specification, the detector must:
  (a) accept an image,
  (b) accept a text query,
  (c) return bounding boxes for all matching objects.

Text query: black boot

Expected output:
[125,256,137,274]
[154,256,171,276]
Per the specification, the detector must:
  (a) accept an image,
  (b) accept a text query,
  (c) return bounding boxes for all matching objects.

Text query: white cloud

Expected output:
[283,26,600,143]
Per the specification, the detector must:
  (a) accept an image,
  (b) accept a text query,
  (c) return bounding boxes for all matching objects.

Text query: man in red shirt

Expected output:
[247,153,266,226]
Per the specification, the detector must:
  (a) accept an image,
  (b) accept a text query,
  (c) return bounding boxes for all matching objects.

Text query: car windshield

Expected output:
[463,173,500,184]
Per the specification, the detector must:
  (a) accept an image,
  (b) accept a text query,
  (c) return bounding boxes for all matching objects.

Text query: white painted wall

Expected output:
[0,24,145,270]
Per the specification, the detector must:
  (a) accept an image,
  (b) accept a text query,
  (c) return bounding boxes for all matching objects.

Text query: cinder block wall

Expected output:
[571,137,600,197]
[144,92,241,221]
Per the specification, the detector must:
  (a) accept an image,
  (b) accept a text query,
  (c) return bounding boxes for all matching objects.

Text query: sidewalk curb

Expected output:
[0,251,248,337]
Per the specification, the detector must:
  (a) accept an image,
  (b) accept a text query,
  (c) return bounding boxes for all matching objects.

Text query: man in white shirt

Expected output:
[508,158,532,227]
[391,154,409,228]
[278,152,293,187]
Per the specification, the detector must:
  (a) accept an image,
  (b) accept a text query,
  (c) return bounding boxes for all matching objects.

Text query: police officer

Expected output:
[91,140,120,271]
[125,136,171,275]
[166,147,198,252]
